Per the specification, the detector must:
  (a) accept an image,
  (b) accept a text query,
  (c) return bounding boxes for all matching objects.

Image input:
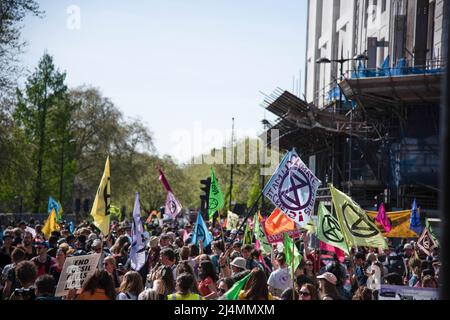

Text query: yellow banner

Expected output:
[42,208,60,239]
[330,185,387,249]
[367,210,419,238]
[90,156,111,236]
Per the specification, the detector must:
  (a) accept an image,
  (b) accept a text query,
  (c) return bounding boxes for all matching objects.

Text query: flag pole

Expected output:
[291,235,295,300]
[229,192,263,244]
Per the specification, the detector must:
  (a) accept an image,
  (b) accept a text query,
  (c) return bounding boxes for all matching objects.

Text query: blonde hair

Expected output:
[138,289,159,300]
[119,271,144,296]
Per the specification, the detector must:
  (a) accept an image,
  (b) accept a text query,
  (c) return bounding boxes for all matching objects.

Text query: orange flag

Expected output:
[263,208,301,243]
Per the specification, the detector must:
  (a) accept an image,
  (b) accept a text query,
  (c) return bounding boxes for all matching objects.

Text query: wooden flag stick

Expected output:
[292,235,296,300]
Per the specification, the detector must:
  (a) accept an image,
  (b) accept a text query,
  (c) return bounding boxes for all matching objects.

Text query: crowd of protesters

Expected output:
[0,214,441,300]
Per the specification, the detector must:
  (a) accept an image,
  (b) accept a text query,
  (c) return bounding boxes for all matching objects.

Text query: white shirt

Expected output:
[267,266,291,297]
[116,292,138,300]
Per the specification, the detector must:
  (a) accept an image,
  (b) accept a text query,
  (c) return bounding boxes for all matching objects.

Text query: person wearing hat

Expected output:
[317,272,341,300]
[267,252,291,298]
[30,241,56,277]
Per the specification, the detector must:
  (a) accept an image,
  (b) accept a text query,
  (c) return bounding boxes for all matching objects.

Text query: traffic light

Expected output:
[200,177,211,214]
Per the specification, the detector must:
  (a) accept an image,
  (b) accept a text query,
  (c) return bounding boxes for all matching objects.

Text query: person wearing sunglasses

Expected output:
[216,277,235,298]
[298,283,319,300]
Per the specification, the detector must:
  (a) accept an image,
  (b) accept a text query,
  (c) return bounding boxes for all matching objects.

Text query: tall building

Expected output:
[262,0,447,215]
[305,0,447,108]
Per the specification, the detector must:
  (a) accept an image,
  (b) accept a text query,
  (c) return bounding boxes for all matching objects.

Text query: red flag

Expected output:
[158,168,173,192]
[320,241,345,263]
[375,203,392,233]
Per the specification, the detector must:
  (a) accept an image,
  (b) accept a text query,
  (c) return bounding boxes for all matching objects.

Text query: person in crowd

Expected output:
[239,268,273,300]
[241,244,260,270]
[70,270,116,300]
[9,261,38,300]
[384,272,404,286]
[421,275,438,288]
[103,255,121,289]
[138,288,160,300]
[167,273,203,300]
[197,260,217,299]
[47,234,59,258]
[2,248,26,299]
[210,240,224,274]
[267,252,291,298]
[35,274,60,300]
[298,283,319,301]
[160,248,177,281]
[216,277,234,298]
[31,241,56,277]
[354,251,368,287]
[317,272,341,300]
[116,271,144,300]
[0,232,14,270]
[49,247,66,284]
[17,232,37,260]
[407,257,422,287]
[352,286,373,300]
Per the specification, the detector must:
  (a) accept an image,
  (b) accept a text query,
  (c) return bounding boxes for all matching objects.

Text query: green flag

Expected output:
[243,221,253,245]
[208,168,225,220]
[316,202,350,254]
[426,219,440,247]
[330,185,387,249]
[224,273,251,300]
[283,232,303,271]
[253,213,272,254]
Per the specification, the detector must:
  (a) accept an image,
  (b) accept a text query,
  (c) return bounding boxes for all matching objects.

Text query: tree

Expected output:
[14,53,69,212]
[0,0,42,98]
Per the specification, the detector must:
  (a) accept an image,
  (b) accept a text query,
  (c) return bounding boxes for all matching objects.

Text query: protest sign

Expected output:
[378,285,439,300]
[55,254,101,297]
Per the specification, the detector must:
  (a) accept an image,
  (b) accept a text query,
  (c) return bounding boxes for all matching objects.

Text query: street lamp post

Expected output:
[316,53,368,194]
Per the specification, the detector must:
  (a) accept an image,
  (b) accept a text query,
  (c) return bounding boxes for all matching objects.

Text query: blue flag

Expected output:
[47,196,62,222]
[409,198,423,235]
[191,212,213,248]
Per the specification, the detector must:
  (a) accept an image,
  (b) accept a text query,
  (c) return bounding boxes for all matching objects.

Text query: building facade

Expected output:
[262,0,447,215]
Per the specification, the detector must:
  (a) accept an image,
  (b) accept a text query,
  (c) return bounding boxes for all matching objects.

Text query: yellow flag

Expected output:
[367,210,419,238]
[90,156,111,236]
[330,185,387,249]
[42,208,60,239]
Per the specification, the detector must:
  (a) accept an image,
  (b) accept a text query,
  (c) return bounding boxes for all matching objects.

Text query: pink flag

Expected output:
[320,241,345,263]
[158,168,173,192]
[375,203,392,233]
[183,229,190,243]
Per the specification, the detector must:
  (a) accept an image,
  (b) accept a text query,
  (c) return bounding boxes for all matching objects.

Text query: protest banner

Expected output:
[263,149,321,228]
[367,210,419,238]
[378,284,439,300]
[55,254,101,297]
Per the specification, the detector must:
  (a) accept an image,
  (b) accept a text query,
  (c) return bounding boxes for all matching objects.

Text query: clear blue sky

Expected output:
[21,0,307,163]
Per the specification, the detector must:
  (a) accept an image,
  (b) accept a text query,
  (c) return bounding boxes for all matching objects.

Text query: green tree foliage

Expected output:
[14,53,70,212]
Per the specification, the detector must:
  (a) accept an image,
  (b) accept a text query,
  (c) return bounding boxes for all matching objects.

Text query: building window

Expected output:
[382,0,387,13]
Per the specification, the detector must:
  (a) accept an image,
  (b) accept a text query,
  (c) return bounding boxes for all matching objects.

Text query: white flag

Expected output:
[263,149,321,228]
[165,191,182,218]
[130,192,145,271]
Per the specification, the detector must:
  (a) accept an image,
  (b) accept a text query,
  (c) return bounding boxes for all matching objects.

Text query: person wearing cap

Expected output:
[267,252,291,298]
[317,272,341,300]
[30,241,56,277]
